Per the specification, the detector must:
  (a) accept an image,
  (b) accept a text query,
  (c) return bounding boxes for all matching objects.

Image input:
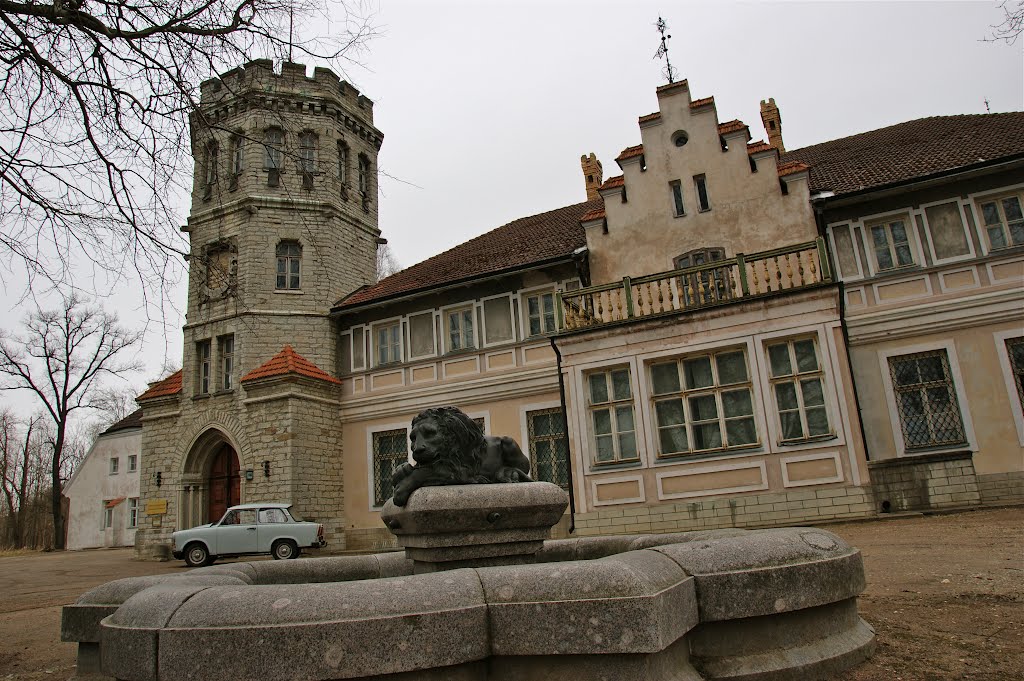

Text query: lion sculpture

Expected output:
[390,406,533,506]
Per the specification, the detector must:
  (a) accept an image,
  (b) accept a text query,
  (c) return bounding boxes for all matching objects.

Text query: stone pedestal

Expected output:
[379,482,569,573]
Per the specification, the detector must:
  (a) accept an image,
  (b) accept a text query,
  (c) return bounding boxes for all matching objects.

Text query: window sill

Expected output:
[654,443,763,463]
[192,393,211,401]
[273,289,304,295]
[444,347,478,357]
[777,433,838,447]
[590,459,642,473]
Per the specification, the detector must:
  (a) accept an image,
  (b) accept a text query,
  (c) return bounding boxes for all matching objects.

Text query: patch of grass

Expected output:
[0,547,43,558]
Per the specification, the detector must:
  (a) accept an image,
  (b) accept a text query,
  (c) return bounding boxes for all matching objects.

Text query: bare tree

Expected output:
[0,294,142,549]
[988,1,1023,43]
[376,242,401,281]
[0,1,372,298]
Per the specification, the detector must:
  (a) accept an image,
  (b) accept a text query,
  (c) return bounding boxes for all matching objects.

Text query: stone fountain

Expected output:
[62,407,874,680]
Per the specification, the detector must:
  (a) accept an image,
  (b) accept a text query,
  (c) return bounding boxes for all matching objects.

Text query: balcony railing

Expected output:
[557,238,833,332]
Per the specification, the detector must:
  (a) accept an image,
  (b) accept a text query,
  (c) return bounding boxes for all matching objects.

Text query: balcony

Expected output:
[557,239,833,332]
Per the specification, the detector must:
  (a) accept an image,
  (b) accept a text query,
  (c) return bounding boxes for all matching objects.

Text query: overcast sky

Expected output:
[1,0,1021,417]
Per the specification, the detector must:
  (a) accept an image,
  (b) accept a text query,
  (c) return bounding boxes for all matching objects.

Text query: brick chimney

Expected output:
[760,98,785,153]
[581,153,603,201]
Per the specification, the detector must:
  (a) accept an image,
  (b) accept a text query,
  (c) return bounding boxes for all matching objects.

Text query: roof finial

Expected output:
[288,5,295,63]
[984,97,991,113]
[654,16,677,84]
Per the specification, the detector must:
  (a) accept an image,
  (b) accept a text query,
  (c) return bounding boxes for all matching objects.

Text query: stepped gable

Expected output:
[137,370,182,401]
[102,408,144,435]
[781,112,1024,196]
[241,345,341,384]
[335,199,601,309]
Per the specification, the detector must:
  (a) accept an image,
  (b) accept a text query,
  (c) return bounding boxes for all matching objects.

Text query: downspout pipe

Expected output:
[549,336,576,533]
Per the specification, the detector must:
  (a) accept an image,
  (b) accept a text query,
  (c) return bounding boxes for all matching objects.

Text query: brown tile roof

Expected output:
[102,408,144,435]
[240,345,341,384]
[747,141,775,155]
[718,120,747,135]
[105,497,126,508]
[781,112,1024,196]
[639,112,661,124]
[137,370,182,401]
[777,161,810,177]
[580,208,606,222]
[599,175,625,190]
[656,79,688,94]
[335,200,602,309]
[690,96,714,109]
[615,145,644,162]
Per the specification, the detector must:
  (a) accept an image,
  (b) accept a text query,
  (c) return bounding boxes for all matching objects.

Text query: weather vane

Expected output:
[654,16,677,84]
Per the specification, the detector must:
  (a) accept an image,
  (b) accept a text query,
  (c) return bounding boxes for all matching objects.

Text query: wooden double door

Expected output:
[207,445,240,523]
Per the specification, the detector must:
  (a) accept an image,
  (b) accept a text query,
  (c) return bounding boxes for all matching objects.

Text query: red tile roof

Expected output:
[747,141,775,155]
[781,113,1024,196]
[102,408,144,435]
[105,497,126,509]
[690,96,714,109]
[656,79,688,94]
[599,175,625,190]
[580,208,606,222]
[718,120,747,135]
[615,145,644,162]
[240,345,341,384]
[335,200,601,309]
[137,370,182,401]
[639,112,661,124]
[777,161,810,177]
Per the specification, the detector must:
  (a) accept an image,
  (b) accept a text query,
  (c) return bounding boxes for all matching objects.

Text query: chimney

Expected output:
[581,153,603,202]
[760,98,785,153]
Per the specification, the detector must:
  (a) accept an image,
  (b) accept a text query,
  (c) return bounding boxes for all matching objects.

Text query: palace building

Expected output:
[132,61,1024,557]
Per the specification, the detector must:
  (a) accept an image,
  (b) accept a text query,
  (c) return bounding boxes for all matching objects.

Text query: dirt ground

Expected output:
[0,507,1020,680]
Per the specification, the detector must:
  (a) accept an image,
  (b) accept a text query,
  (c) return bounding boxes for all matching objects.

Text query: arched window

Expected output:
[263,127,283,170]
[275,241,301,290]
[297,131,317,173]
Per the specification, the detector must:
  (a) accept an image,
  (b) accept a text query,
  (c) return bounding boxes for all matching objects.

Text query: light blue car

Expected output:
[171,503,326,567]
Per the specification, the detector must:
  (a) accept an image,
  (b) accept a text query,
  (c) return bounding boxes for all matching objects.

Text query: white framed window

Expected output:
[276,241,301,290]
[263,127,283,169]
[351,326,366,370]
[524,291,556,337]
[766,338,832,443]
[196,340,211,394]
[218,334,234,390]
[445,306,475,352]
[586,367,638,465]
[977,192,1024,251]
[867,215,915,271]
[128,498,139,528]
[649,348,758,457]
[375,321,402,366]
[128,455,137,473]
[888,349,967,451]
[371,428,408,507]
[109,457,119,475]
[827,222,864,281]
[407,312,436,359]
[482,295,514,346]
[103,504,113,529]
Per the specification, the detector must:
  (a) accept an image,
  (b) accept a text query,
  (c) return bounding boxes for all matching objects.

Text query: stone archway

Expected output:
[180,428,241,528]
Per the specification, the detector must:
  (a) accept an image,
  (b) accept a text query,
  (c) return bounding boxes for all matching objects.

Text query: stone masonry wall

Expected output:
[978,470,1024,506]
[868,451,981,513]
[571,486,875,536]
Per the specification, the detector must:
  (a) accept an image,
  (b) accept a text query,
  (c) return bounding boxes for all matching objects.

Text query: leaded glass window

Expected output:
[528,408,569,487]
[766,338,831,442]
[373,429,408,506]
[650,349,757,457]
[889,350,967,450]
[1006,337,1024,417]
[587,368,638,464]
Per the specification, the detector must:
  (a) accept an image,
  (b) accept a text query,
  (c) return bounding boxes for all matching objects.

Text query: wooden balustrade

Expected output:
[557,239,831,332]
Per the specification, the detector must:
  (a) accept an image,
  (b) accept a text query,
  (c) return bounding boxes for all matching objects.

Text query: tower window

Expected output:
[276,241,302,290]
[196,340,211,394]
[337,140,349,184]
[263,128,283,170]
[230,135,243,176]
[298,132,317,173]
[694,174,710,212]
[219,334,235,391]
[203,142,218,198]
[670,180,685,217]
[358,154,372,211]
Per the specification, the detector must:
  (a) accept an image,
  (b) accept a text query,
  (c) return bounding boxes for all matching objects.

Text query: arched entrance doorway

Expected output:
[180,428,242,529]
[206,444,240,522]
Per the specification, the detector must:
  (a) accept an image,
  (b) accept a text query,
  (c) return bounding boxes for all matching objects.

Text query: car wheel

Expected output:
[271,539,298,560]
[184,543,210,567]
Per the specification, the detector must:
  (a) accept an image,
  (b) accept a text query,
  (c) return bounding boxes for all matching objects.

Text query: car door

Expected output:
[215,508,258,555]
[256,507,289,552]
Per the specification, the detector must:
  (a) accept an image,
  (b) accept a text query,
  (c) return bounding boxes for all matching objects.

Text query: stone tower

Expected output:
[135,60,383,557]
[760,98,785,153]
[581,153,604,201]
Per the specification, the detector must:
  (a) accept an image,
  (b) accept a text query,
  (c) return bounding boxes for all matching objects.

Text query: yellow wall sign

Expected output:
[145,499,168,515]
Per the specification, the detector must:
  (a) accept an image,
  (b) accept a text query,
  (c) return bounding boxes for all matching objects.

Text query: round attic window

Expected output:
[672,130,689,147]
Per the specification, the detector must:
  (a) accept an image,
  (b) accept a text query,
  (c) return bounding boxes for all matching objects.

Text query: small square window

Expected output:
[128,455,137,473]
[109,458,119,475]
